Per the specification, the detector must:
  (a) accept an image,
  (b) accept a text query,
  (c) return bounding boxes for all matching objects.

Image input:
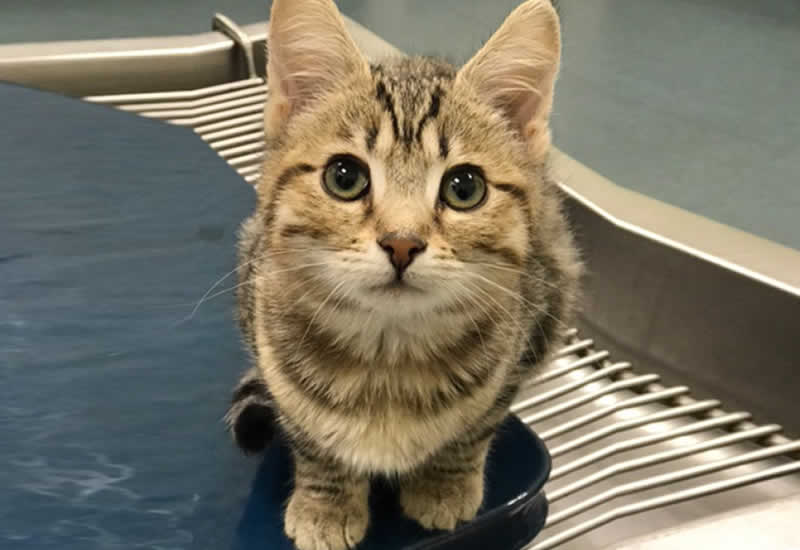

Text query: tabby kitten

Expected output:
[226,1,581,549]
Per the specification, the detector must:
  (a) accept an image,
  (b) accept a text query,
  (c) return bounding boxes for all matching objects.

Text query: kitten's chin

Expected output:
[354,279,443,316]
[368,279,424,295]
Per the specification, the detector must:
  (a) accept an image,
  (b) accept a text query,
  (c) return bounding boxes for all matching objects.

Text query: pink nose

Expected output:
[378,234,427,275]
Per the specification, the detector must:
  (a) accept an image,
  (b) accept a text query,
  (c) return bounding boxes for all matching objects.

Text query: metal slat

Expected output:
[138,92,267,120]
[218,141,264,159]
[548,425,783,502]
[530,462,800,550]
[168,102,264,126]
[209,130,265,151]
[550,412,754,480]
[204,122,265,143]
[521,374,661,424]
[548,400,722,457]
[85,77,264,104]
[117,84,267,112]
[546,441,800,527]
[554,339,594,358]
[228,152,264,168]
[195,112,263,135]
[515,362,632,411]
[238,165,261,177]
[538,386,690,440]
[526,351,610,386]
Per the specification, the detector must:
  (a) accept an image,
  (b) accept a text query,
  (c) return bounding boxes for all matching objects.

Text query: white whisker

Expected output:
[470,261,563,292]
[175,261,331,326]
[463,271,567,330]
[294,280,348,355]
[450,281,489,357]
[185,246,334,322]
[461,278,538,362]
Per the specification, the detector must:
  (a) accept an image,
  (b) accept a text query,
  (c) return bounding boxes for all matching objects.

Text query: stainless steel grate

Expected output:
[85,81,800,550]
[86,78,268,185]
[516,332,800,549]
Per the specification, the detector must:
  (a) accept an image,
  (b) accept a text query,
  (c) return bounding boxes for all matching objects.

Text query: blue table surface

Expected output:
[0,82,257,549]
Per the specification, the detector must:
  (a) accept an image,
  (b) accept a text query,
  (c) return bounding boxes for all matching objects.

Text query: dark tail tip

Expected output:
[233,402,276,455]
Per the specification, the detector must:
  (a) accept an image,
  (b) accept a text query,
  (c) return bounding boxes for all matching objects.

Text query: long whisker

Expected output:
[201,261,328,304]
[449,282,489,357]
[294,280,348,356]
[322,281,355,329]
[186,247,334,321]
[462,272,569,363]
[463,272,568,330]
[468,262,564,292]
[461,278,540,363]
[187,257,262,320]
[175,261,331,326]
[271,280,320,325]
[450,279,502,330]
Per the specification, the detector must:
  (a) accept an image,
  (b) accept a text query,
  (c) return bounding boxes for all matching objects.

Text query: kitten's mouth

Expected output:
[369,279,423,294]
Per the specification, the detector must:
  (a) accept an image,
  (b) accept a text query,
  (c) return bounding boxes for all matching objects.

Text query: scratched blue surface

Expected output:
[0,82,257,549]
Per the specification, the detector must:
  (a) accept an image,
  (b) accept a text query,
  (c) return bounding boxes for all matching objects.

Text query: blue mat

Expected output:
[0,82,255,549]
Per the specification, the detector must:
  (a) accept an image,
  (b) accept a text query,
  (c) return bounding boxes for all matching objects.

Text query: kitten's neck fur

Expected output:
[303,295,496,366]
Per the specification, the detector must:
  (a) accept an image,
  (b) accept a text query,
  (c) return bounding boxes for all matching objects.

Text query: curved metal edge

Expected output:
[0,18,401,97]
[212,14,257,79]
[0,31,238,96]
[551,150,800,298]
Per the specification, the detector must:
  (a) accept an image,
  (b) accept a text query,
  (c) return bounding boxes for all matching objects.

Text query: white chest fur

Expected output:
[260,346,505,474]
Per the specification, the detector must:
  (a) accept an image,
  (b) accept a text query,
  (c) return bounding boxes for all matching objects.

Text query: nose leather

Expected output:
[378,234,427,275]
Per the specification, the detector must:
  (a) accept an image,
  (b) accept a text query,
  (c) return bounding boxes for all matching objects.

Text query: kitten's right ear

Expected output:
[265,0,369,137]
[456,0,561,161]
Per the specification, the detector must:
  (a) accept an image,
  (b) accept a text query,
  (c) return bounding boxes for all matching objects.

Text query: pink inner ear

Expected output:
[506,90,541,134]
[264,0,371,124]
[523,87,545,120]
[267,38,293,102]
[455,1,560,148]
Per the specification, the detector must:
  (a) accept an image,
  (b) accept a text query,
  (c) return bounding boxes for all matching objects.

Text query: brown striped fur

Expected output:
[227,1,580,548]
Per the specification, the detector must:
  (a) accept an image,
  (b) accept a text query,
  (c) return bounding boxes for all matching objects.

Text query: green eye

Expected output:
[323,156,370,201]
[440,166,487,211]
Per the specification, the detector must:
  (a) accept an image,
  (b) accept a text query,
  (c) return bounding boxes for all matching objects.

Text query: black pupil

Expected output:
[450,172,477,201]
[335,161,359,191]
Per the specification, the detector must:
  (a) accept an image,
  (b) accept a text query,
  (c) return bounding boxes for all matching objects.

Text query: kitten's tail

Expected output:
[225,367,277,454]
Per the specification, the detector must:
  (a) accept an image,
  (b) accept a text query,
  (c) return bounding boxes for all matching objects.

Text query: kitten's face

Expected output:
[265,61,535,317]
[259,0,562,323]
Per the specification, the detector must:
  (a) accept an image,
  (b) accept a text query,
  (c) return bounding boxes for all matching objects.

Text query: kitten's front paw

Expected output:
[284,487,369,550]
[400,471,484,531]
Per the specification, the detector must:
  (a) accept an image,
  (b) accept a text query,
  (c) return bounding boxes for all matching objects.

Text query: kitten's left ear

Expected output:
[265,0,370,137]
[456,0,561,160]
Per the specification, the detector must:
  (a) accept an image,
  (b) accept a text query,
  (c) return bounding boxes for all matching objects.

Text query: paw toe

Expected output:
[284,489,368,550]
[400,477,483,531]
